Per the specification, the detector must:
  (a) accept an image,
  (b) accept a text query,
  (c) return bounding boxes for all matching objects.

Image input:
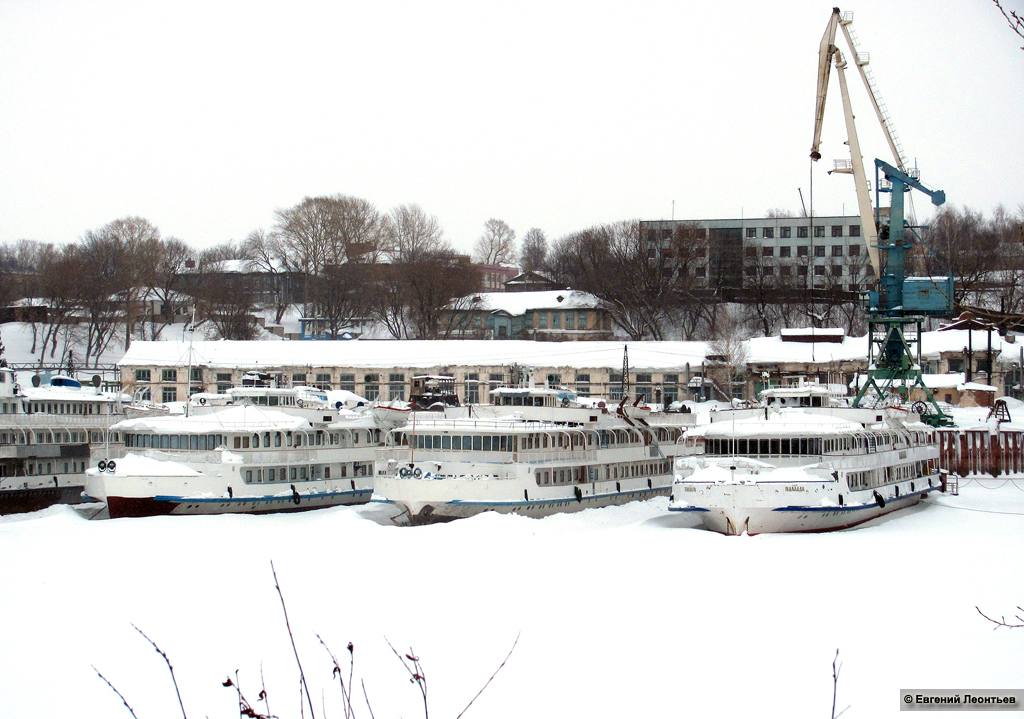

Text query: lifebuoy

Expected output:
[199,397,206,405]
[98,460,107,471]
[107,460,116,473]
[296,399,305,408]
[400,467,410,478]
[412,467,422,478]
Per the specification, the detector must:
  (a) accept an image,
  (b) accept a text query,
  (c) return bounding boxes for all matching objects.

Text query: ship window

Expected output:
[473,436,482,451]
[268,468,275,482]
[234,436,241,449]
[199,435,207,450]
[190,435,198,450]
[253,434,260,448]
[781,438,790,454]
[245,470,252,482]
[463,436,472,450]
[275,433,282,447]
[441,436,451,450]
[291,467,297,480]
[300,467,307,480]
[770,439,780,455]
[483,436,491,451]
[452,436,461,450]
[325,466,330,479]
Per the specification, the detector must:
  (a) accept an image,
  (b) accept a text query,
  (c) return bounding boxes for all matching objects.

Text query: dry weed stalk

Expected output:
[95,561,518,718]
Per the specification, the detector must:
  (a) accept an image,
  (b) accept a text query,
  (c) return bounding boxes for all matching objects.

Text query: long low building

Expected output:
[116,330,1020,406]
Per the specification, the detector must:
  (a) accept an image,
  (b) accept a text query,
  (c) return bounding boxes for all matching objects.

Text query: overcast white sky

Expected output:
[1,0,1021,256]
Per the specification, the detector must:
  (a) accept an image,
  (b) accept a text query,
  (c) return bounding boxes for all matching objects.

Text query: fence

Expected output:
[938,427,1024,477]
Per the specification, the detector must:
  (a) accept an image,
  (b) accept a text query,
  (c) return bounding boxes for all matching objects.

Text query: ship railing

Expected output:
[374,447,598,464]
[99,447,327,465]
[0,414,118,428]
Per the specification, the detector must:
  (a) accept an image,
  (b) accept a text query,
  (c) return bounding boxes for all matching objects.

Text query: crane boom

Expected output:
[810,8,841,162]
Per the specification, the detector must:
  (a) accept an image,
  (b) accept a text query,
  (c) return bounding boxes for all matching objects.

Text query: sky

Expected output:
[1,0,1021,257]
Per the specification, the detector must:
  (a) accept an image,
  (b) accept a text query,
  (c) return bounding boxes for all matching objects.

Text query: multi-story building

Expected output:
[640,215,872,301]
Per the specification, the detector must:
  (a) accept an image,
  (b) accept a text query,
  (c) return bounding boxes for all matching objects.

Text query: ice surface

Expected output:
[1,483,1023,719]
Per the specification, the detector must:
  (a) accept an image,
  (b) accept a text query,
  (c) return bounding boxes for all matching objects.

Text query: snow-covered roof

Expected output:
[120,339,710,371]
[851,373,967,389]
[745,335,867,364]
[959,382,997,392]
[780,327,845,337]
[112,405,312,432]
[466,290,601,315]
[921,329,1010,357]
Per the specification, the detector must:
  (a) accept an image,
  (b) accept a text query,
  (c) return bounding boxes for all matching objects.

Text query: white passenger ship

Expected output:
[373,386,695,523]
[84,383,380,518]
[1,368,127,513]
[668,383,944,535]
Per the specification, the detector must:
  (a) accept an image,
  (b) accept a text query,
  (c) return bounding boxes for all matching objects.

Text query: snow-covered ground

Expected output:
[1,484,1023,719]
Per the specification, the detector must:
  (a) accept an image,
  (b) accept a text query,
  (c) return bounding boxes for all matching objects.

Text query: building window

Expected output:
[190,368,203,382]
[551,313,561,329]
[465,373,480,404]
[831,245,843,257]
[363,374,379,401]
[762,246,774,257]
[797,226,809,238]
[135,369,151,382]
[745,265,756,276]
[162,386,177,403]
[315,373,332,390]
[849,244,861,256]
[762,227,774,239]
[814,265,825,275]
[339,374,355,392]
[831,264,843,276]
[831,225,843,237]
[797,246,809,257]
[780,226,791,238]
[139,387,151,402]
[635,373,652,400]
[780,265,792,276]
[217,384,230,393]
[798,266,809,276]
[578,313,588,329]
[161,369,177,382]
[746,227,756,238]
[815,246,825,257]
[695,267,706,278]
[575,374,591,397]
[814,226,825,238]
[762,266,774,276]
[538,313,548,329]
[850,225,861,237]
[217,373,232,383]
[565,312,575,329]
[292,373,307,385]
[388,373,405,401]
[779,246,791,258]
[744,246,757,257]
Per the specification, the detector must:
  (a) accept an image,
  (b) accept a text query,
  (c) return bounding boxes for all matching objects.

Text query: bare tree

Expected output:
[765,208,795,218]
[473,219,516,265]
[306,262,372,340]
[549,220,682,340]
[383,204,447,263]
[145,237,193,339]
[518,228,548,273]
[81,216,162,351]
[922,205,1001,305]
[274,195,386,277]
[242,229,296,324]
[993,0,1024,49]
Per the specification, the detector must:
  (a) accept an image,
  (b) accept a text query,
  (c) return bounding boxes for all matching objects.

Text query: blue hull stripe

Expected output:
[155,489,371,504]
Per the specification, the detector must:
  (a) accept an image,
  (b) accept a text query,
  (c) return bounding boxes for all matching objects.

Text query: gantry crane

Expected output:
[810,7,954,425]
